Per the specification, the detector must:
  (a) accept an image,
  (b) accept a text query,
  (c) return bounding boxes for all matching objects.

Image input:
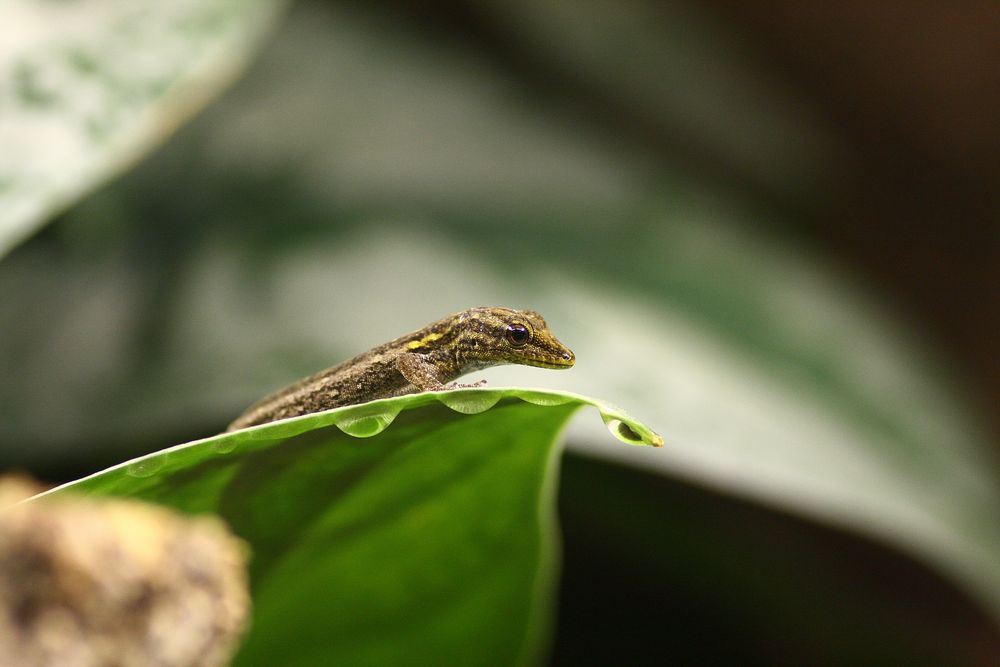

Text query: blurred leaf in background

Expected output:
[2,0,999,664]
[0,0,287,257]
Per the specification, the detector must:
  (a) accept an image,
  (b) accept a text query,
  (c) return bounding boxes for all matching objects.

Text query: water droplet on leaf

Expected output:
[334,408,399,438]
[439,391,501,414]
[517,391,574,406]
[126,457,165,478]
[212,438,238,454]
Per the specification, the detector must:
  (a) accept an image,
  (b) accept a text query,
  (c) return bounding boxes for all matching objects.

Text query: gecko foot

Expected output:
[445,379,488,389]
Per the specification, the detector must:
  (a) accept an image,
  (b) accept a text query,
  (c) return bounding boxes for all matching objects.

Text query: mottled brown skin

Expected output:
[227,307,575,431]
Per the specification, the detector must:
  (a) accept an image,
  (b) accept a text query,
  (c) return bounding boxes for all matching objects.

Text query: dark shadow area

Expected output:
[554,452,1000,667]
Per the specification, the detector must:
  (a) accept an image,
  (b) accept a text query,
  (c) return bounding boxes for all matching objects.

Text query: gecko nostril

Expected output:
[562,352,572,360]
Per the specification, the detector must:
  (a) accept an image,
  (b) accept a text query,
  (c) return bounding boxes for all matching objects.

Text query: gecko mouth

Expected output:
[522,352,576,369]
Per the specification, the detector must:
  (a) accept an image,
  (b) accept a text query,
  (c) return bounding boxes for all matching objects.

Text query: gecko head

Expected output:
[459,307,576,370]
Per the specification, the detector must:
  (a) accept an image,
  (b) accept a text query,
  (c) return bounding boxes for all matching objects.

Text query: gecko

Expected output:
[227,306,575,431]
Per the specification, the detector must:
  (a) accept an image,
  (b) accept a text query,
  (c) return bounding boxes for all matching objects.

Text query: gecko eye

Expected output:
[505,323,530,347]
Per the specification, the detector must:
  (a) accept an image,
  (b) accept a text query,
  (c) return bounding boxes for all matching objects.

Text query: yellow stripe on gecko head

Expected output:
[406,331,445,349]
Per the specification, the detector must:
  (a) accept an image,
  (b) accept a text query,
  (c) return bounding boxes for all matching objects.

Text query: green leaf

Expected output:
[0,0,288,258]
[37,388,660,666]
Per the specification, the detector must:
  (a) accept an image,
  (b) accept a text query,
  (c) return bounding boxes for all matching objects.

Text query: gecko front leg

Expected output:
[395,353,487,391]
[396,353,447,390]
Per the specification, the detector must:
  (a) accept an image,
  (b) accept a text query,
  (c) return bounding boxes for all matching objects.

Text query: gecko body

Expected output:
[228,307,575,431]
